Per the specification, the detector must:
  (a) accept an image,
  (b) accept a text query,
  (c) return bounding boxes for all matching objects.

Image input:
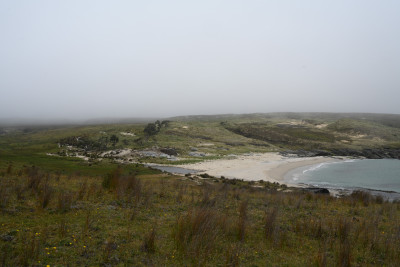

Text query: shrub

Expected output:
[350,190,371,207]
[102,166,122,190]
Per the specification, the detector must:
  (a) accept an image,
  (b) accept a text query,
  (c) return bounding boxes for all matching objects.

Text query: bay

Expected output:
[285,159,400,194]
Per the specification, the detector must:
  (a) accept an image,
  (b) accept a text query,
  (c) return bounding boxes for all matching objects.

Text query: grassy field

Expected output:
[1,112,400,266]
[1,164,400,266]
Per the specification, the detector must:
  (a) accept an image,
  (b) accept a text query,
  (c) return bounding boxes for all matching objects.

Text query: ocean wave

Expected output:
[288,159,349,182]
[343,159,359,163]
[302,163,327,174]
[302,159,360,174]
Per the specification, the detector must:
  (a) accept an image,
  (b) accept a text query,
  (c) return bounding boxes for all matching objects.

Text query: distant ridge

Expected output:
[2,112,400,127]
[0,117,160,127]
[82,117,160,125]
[168,112,400,128]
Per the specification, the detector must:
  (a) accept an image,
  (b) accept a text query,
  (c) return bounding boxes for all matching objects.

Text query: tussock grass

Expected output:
[141,227,156,253]
[0,164,400,266]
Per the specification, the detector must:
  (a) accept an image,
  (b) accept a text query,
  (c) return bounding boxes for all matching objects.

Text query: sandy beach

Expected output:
[177,153,336,184]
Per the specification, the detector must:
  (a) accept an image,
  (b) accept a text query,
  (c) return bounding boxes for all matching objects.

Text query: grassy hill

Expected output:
[1,112,400,265]
[1,112,400,170]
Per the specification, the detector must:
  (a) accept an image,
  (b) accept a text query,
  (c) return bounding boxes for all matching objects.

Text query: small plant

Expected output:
[176,183,185,203]
[83,209,93,234]
[57,190,73,212]
[338,241,351,267]
[6,163,12,175]
[26,166,42,192]
[141,227,156,253]
[38,180,52,209]
[0,180,11,210]
[264,207,279,241]
[225,243,241,267]
[77,180,88,200]
[237,200,248,241]
[102,238,118,264]
[58,216,67,238]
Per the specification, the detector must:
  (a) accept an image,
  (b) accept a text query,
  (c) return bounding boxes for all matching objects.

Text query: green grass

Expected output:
[3,113,400,167]
[327,118,400,141]
[1,113,400,265]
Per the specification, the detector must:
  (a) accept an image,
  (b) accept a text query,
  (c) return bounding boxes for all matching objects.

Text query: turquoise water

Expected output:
[285,159,400,193]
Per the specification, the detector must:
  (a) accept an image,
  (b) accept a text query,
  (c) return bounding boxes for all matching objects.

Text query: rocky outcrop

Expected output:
[303,188,330,194]
[189,152,206,157]
[280,148,400,159]
[160,147,178,156]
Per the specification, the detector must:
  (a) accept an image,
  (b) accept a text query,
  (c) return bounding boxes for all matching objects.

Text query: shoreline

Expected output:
[152,154,400,201]
[175,153,337,184]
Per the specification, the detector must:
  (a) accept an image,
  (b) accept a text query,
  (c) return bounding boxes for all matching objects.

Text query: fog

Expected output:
[1,1,400,121]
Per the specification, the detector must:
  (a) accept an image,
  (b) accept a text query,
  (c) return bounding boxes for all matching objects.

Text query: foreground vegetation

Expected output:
[1,163,400,266]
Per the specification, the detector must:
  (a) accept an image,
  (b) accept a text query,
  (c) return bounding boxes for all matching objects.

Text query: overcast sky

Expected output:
[1,0,400,120]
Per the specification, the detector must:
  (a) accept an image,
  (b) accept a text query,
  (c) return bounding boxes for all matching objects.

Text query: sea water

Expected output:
[285,159,400,194]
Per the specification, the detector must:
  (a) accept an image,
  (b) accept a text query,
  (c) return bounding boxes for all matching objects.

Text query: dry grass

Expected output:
[0,165,400,266]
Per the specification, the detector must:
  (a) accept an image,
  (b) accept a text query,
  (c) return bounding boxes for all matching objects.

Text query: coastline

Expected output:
[175,153,337,184]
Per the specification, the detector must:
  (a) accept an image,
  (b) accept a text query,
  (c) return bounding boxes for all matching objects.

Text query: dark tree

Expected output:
[144,123,159,136]
[110,134,119,147]
[161,120,170,127]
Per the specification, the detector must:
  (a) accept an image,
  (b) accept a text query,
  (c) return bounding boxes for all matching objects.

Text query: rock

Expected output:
[160,147,178,156]
[189,152,206,157]
[1,234,13,242]
[304,187,330,194]
[281,148,400,160]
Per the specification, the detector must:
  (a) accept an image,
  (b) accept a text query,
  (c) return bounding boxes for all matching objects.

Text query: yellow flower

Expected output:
[53,247,56,249]
[45,248,49,250]
[83,245,86,248]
